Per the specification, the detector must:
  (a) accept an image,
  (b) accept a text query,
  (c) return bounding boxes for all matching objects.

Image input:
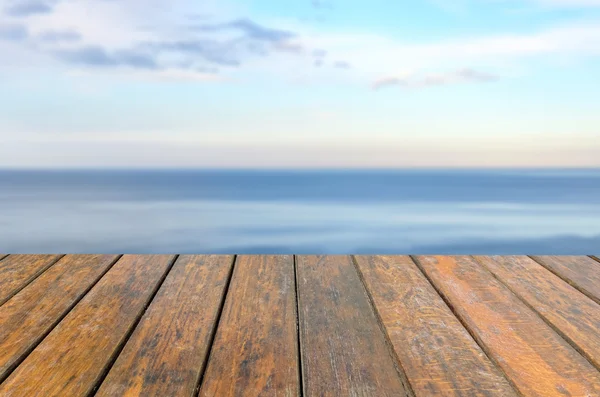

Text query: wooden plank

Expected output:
[530,256,600,305]
[475,255,600,371]
[296,255,408,397]
[96,255,234,397]
[0,254,175,397]
[355,255,517,396]
[0,254,8,261]
[415,255,600,396]
[0,254,62,305]
[0,254,119,382]
[198,255,299,397]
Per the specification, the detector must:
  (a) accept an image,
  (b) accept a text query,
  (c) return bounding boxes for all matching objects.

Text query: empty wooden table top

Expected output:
[1,254,599,396]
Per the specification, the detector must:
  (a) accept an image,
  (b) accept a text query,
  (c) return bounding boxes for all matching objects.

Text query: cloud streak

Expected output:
[333,60,350,69]
[3,1,53,17]
[55,46,159,70]
[372,68,498,90]
[37,29,81,42]
[192,18,296,43]
[142,39,241,67]
[0,23,28,41]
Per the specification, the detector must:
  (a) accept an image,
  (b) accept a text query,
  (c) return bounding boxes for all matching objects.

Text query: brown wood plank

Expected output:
[415,255,600,396]
[198,255,299,397]
[0,254,8,261]
[296,255,408,397]
[0,254,62,305]
[0,254,175,397]
[530,256,600,305]
[0,254,119,382]
[355,255,517,396]
[475,255,600,371]
[96,255,234,397]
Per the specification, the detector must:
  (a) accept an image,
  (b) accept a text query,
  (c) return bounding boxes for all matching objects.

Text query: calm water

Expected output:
[1,169,600,254]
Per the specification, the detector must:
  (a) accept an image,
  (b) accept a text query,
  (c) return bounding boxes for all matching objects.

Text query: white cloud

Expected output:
[298,21,600,87]
[2,0,600,87]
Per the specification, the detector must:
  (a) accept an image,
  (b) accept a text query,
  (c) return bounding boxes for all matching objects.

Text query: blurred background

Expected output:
[1,169,599,253]
[1,0,599,253]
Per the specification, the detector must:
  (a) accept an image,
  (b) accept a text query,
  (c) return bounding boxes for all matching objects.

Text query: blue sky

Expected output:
[0,0,599,168]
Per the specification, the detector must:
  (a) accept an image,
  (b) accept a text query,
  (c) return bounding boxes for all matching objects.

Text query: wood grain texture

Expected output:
[0,254,119,382]
[199,255,299,397]
[531,256,600,305]
[0,254,8,261]
[415,255,600,396]
[96,255,234,397]
[296,255,408,397]
[0,254,175,397]
[0,254,62,305]
[475,255,600,371]
[355,255,516,397]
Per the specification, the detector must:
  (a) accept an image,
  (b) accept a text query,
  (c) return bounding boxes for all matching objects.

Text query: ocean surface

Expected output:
[1,169,600,254]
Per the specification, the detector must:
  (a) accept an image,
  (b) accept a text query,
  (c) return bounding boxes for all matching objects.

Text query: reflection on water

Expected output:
[1,169,600,254]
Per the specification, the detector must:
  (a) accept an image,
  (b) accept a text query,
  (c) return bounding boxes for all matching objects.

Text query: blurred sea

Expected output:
[1,169,599,254]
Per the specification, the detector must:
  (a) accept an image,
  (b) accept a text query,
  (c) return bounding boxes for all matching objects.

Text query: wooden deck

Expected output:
[0,255,599,396]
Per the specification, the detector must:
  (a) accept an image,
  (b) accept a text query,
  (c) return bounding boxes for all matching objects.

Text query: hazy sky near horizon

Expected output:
[1,0,599,168]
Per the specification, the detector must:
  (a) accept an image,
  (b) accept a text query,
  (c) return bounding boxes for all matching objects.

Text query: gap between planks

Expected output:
[529,256,600,305]
[409,255,523,395]
[0,255,65,307]
[350,256,415,397]
[191,255,238,395]
[0,255,123,384]
[293,255,305,397]
[474,256,600,372]
[88,255,180,396]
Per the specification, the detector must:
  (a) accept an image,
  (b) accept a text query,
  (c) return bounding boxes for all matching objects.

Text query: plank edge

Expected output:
[351,255,415,397]
[409,255,522,396]
[0,254,66,307]
[192,255,238,395]
[293,255,305,397]
[528,255,600,305]
[90,254,179,395]
[473,256,600,372]
[0,255,123,384]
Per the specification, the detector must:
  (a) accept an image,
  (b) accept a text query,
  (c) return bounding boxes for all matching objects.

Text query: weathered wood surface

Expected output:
[97,255,234,397]
[0,254,62,305]
[415,255,600,396]
[296,255,408,397]
[531,255,600,305]
[355,255,516,396]
[199,255,300,397]
[1,254,599,396]
[0,254,8,261]
[0,255,175,397]
[475,255,600,370]
[0,254,119,382]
